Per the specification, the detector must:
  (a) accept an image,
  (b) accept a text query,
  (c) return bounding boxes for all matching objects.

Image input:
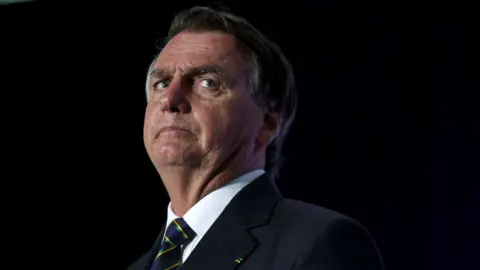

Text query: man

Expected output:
[129,6,384,270]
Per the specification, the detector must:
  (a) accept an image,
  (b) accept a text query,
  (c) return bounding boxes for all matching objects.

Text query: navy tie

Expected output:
[151,218,196,270]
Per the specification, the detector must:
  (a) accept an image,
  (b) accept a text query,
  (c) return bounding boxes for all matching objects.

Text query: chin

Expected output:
[151,144,203,168]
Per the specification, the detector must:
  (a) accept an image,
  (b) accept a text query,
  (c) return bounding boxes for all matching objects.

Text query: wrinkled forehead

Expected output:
[155,31,245,70]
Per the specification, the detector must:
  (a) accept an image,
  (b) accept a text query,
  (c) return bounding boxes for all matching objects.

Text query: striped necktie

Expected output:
[151,217,196,270]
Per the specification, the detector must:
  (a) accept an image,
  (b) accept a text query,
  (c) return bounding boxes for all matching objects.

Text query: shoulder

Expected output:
[272,199,384,270]
[278,198,346,218]
[274,198,353,229]
[274,197,378,247]
[268,198,365,249]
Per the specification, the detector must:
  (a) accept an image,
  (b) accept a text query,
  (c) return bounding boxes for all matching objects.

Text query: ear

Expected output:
[257,110,282,146]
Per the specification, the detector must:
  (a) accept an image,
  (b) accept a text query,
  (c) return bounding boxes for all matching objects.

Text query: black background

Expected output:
[2,0,479,269]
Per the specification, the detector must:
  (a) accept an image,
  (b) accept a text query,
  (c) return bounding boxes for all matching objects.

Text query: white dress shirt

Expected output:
[163,169,265,263]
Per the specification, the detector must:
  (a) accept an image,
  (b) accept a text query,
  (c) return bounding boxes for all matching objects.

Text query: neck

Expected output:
[158,157,264,216]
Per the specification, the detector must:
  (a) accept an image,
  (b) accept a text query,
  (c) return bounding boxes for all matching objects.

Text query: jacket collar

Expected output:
[144,173,282,270]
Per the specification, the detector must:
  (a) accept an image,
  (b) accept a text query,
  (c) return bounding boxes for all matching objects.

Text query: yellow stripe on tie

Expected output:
[155,245,177,259]
[164,262,181,270]
[164,235,174,245]
[173,219,189,239]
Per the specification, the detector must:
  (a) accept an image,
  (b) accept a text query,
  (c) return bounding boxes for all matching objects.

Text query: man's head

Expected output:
[143,6,297,179]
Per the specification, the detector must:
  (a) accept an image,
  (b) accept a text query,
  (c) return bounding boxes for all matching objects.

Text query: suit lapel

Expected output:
[180,174,282,270]
[142,224,166,270]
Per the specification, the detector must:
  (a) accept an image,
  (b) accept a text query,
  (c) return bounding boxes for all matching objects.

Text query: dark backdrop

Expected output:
[2,0,478,269]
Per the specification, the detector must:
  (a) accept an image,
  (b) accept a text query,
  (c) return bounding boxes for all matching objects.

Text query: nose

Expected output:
[161,77,191,114]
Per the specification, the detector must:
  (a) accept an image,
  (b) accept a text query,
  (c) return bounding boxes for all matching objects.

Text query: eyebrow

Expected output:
[149,65,226,80]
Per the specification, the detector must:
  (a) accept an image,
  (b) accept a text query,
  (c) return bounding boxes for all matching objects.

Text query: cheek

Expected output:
[143,106,152,137]
[144,103,160,143]
[200,99,260,144]
[194,105,228,145]
[144,105,152,126]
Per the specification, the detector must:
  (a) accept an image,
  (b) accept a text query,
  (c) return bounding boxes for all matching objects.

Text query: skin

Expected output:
[143,31,281,216]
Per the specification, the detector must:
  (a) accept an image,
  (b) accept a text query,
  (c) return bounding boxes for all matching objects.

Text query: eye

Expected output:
[154,80,170,91]
[199,78,219,89]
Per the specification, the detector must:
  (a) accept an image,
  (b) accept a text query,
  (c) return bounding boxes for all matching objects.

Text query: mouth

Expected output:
[155,126,191,139]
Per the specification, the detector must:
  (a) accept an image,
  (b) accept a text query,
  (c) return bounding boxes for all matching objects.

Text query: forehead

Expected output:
[155,31,245,70]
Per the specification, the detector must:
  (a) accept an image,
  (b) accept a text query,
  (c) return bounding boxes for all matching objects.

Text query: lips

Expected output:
[155,126,191,138]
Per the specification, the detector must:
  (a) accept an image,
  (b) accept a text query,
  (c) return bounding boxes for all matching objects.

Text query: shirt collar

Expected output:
[165,169,265,238]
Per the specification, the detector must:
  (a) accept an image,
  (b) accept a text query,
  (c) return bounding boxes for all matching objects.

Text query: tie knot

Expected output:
[164,218,196,246]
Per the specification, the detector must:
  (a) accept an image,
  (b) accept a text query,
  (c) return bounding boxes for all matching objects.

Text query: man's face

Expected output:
[144,31,268,170]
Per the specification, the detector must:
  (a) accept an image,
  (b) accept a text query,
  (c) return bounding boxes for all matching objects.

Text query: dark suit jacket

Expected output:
[128,174,384,270]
